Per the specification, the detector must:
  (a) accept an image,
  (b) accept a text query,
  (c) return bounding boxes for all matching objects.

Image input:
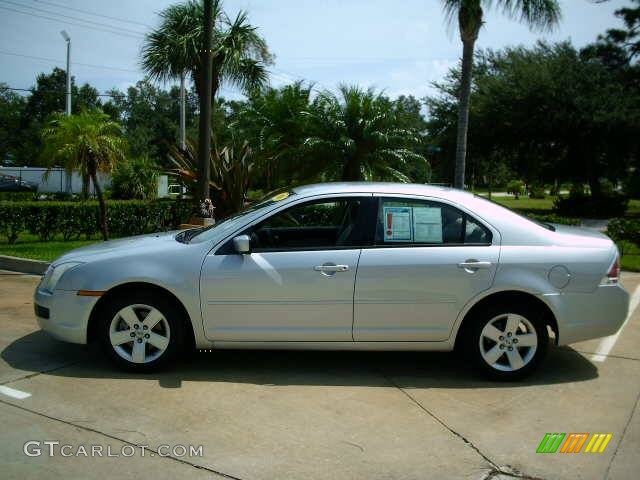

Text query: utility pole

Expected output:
[60,30,72,193]
[198,0,214,202]
[179,71,186,150]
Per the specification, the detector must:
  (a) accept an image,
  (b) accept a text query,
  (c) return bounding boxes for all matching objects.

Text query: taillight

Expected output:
[605,255,620,284]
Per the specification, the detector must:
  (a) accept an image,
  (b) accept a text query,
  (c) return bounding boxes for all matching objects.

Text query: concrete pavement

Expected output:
[1,270,639,479]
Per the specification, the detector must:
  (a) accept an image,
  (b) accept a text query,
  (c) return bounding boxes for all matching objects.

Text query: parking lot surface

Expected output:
[1,270,639,479]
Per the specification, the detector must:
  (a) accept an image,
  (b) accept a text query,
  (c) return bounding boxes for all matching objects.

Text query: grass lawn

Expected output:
[0,234,98,262]
[618,241,640,272]
[489,196,555,214]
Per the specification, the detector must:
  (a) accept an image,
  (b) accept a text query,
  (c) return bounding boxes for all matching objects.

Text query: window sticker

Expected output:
[383,206,413,242]
[413,207,443,243]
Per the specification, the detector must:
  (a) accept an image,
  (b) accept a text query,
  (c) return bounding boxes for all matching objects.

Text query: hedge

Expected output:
[607,218,640,245]
[0,200,193,244]
[0,192,36,202]
[527,213,581,226]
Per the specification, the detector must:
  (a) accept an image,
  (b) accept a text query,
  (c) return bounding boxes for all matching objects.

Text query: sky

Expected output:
[0,0,631,101]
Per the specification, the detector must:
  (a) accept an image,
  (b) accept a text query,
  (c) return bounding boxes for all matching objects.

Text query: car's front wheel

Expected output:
[97,292,185,372]
[465,303,549,380]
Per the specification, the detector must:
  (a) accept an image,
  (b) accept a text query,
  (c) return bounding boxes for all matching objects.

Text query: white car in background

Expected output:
[34,183,629,380]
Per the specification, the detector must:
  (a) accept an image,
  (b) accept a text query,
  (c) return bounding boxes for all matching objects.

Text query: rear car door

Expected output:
[353,196,500,341]
[201,195,376,342]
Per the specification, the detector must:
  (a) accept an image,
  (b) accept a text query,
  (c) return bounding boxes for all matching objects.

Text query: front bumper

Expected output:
[34,287,98,344]
[544,284,630,345]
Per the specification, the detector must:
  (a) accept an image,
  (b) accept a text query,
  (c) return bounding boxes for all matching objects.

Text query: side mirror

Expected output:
[232,234,251,254]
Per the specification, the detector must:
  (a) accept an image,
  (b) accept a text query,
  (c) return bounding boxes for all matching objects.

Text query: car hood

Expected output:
[54,231,181,264]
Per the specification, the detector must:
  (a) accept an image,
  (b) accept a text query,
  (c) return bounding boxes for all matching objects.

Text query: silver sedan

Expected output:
[34,183,629,380]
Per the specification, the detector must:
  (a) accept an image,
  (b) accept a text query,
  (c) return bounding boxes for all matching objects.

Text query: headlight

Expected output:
[39,262,83,293]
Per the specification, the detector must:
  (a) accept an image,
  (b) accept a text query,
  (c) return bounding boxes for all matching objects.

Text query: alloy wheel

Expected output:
[478,313,538,372]
[109,304,171,364]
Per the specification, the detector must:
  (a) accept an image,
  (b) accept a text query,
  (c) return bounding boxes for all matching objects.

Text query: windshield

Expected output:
[185,190,295,243]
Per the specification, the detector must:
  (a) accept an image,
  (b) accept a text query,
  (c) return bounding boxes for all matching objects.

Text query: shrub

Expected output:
[111,157,160,200]
[0,203,26,244]
[0,200,192,244]
[623,173,640,198]
[527,213,581,226]
[554,191,628,218]
[506,180,525,199]
[528,184,546,199]
[607,218,640,246]
[0,191,36,202]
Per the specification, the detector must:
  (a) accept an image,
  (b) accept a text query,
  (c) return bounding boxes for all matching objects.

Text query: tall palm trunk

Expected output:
[454,37,476,189]
[89,161,109,241]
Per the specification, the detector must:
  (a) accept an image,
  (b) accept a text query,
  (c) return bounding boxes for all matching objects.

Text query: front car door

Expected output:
[353,195,500,342]
[201,195,376,342]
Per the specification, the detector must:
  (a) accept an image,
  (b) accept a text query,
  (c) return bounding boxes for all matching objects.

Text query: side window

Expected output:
[249,198,373,251]
[375,198,491,246]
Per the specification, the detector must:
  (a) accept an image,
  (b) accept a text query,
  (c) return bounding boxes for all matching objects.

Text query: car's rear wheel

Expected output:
[97,292,185,372]
[465,303,549,380]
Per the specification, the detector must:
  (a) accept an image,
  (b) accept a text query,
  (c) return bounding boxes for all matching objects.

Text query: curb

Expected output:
[0,255,49,275]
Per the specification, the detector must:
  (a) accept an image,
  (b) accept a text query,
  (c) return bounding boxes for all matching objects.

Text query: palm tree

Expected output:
[232,82,314,189]
[442,0,561,189]
[303,85,428,182]
[141,0,272,107]
[41,111,127,240]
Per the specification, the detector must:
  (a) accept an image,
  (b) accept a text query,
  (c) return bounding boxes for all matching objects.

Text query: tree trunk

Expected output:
[198,0,215,203]
[81,173,90,199]
[90,165,109,241]
[341,158,363,182]
[454,37,476,190]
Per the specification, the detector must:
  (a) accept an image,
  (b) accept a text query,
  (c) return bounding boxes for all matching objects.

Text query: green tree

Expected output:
[0,84,26,165]
[15,68,102,165]
[599,0,640,62]
[426,42,639,196]
[41,111,127,240]
[440,0,561,189]
[103,79,195,165]
[303,85,428,182]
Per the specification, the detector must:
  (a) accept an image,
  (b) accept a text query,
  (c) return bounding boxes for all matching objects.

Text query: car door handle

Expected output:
[457,260,492,270]
[314,264,349,273]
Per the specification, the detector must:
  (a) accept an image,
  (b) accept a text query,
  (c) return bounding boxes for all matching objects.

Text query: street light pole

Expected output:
[60,30,71,116]
[60,30,72,193]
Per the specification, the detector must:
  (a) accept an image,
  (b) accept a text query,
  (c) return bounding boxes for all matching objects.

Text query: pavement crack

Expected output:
[0,360,81,386]
[605,385,640,479]
[0,398,244,480]
[564,348,640,363]
[380,372,500,469]
[380,373,547,480]
[483,467,547,480]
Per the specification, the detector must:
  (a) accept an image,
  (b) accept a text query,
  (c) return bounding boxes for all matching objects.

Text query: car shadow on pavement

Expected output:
[2,331,598,389]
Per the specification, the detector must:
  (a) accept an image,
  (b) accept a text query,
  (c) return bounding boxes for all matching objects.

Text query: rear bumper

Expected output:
[34,287,97,344]
[543,284,629,345]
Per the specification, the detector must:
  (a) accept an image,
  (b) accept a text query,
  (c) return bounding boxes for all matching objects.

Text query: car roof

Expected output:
[292,182,474,202]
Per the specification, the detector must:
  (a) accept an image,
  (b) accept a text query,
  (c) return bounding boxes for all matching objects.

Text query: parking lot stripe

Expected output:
[0,385,31,400]
[591,285,640,362]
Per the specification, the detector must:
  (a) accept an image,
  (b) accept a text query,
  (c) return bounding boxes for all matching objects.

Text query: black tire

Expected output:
[96,290,185,372]
[463,302,549,381]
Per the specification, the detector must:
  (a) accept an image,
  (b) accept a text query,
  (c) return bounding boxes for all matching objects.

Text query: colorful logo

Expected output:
[536,433,613,454]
